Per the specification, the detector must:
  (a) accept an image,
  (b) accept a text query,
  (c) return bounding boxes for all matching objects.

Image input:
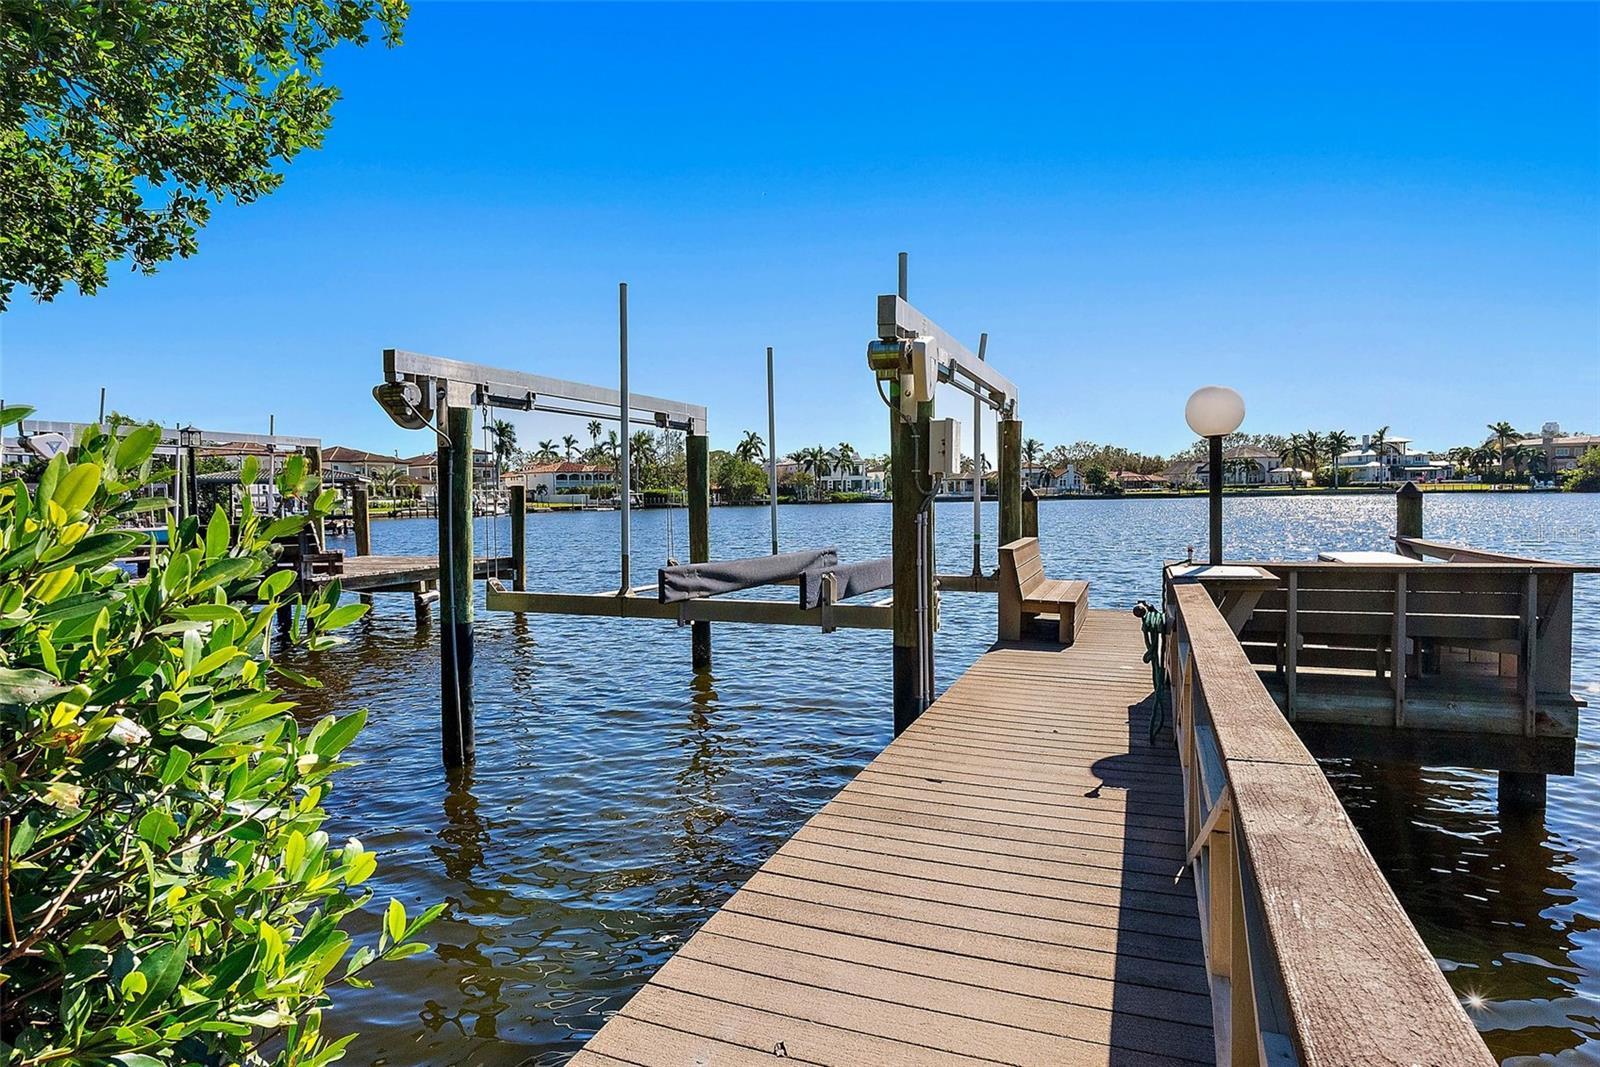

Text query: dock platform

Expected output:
[571,610,1213,1066]
[302,554,516,593]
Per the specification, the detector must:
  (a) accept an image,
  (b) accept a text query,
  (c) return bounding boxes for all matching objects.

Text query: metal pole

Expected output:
[618,282,631,593]
[898,252,908,300]
[766,346,779,555]
[1209,434,1224,565]
[972,332,987,575]
[98,387,105,425]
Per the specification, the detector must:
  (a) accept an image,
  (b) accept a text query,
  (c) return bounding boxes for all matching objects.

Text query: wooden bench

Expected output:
[998,537,1088,644]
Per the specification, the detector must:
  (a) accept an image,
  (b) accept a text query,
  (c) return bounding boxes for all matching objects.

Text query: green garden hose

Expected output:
[1134,600,1168,742]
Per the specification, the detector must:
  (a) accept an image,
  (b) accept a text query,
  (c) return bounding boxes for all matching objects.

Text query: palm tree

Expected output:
[1278,433,1307,490]
[1023,438,1043,483]
[562,434,579,460]
[1487,421,1518,477]
[587,420,603,448]
[791,446,831,499]
[1302,430,1323,486]
[629,430,656,484]
[1369,426,1396,483]
[735,430,766,464]
[833,442,860,477]
[1324,430,1354,490]
[535,439,559,463]
[488,419,519,473]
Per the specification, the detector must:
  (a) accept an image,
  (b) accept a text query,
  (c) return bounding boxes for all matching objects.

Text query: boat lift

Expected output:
[374,285,901,768]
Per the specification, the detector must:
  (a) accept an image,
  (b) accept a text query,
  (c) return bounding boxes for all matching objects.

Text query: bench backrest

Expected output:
[999,537,1045,596]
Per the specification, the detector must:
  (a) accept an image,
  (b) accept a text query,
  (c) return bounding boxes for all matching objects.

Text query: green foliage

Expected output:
[1082,463,1111,494]
[1,0,408,308]
[714,455,767,504]
[0,410,441,1064]
[1562,448,1600,492]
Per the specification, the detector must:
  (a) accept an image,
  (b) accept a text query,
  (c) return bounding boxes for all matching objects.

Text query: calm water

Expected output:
[290,494,1600,1065]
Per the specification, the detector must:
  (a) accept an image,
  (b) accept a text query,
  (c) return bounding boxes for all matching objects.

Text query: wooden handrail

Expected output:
[1165,579,1494,1067]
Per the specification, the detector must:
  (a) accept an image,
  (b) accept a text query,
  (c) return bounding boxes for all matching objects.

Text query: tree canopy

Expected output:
[1,0,407,308]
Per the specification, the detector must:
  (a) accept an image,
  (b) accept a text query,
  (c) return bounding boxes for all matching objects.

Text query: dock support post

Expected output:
[891,383,934,734]
[1499,770,1546,817]
[999,417,1022,546]
[687,431,712,669]
[438,405,475,769]
[1396,480,1423,540]
[303,445,325,550]
[509,484,526,591]
[353,486,372,556]
[1022,485,1039,540]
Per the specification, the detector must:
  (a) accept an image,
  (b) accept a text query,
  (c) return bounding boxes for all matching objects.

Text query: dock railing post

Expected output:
[353,486,372,556]
[999,417,1023,546]
[688,430,712,668]
[437,405,475,768]
[1022,484,1039,540]
[891,388,934,734]
[509,484,526,592]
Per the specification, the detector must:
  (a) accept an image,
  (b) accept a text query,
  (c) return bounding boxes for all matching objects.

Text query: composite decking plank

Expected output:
[790,823,1196,897]
[575,610,1213,1065]
[718,889,1211,995]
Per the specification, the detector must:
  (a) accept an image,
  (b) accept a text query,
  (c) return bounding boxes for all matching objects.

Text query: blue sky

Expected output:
[4,2,1596,460]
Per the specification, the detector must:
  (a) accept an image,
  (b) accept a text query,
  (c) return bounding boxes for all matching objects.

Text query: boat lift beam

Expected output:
[382,348,707,434]
[877,295,1016,415]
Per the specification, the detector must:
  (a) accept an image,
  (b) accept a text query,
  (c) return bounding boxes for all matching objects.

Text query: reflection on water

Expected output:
[287,494,1599,1064]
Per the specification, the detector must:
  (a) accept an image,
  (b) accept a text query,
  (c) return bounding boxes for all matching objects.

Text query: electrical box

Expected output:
[928,418,960,478]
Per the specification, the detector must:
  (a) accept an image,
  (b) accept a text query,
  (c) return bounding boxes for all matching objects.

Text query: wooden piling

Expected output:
[1022,484,1039,540]
[999,417,1022,546]
[437,406,475,768]
[352,486,372,556]
[1396,480,1423,540]
[687,432,712,669]
[891,385,933,734]
[509,484,527,592]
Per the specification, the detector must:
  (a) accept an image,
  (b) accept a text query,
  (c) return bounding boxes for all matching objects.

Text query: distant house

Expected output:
[403,449,498,501]
[1195,445,1276,486]
[1335,434,1446,483]
[1520,423,1600,473]
[1164,460,1203,488]
[818,462,886,496]
[1036,465,1081,494]
[1115,471,1169,490]
[322,446,407,481]
[506,461,613,500]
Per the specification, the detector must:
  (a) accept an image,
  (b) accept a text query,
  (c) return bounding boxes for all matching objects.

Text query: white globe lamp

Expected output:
[1186,386,1245,565]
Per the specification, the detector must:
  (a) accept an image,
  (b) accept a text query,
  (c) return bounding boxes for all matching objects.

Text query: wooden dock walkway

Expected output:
[572,610,1213,1066]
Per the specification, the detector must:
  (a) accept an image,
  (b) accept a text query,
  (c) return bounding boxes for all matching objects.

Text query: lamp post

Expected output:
[1185,386,1245,566]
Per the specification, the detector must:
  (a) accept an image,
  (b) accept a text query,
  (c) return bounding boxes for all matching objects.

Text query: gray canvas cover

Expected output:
[797,557,894,609]
[658,547,838,603]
